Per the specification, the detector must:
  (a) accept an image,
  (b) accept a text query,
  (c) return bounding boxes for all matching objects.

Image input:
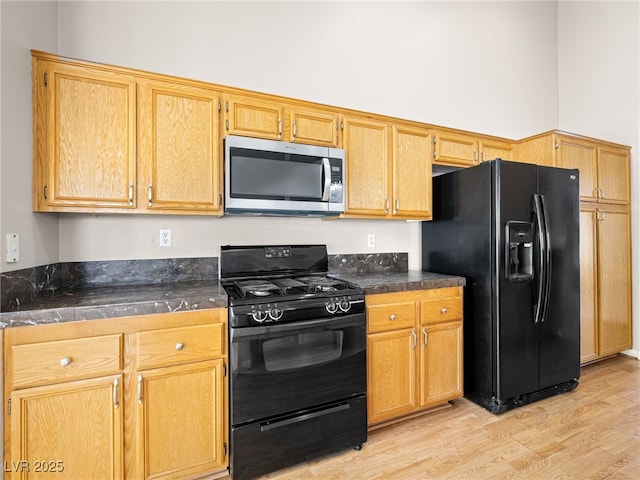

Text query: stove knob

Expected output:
[268,305,284,321]
[326,300,338,314]
[251,308,268,323]
[338,298,351,313]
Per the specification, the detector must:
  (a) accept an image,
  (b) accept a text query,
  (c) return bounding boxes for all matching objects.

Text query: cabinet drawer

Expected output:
[367,301,416,333]
[137,323,224,370]
[421,296,463,324]
[12,334,122,389]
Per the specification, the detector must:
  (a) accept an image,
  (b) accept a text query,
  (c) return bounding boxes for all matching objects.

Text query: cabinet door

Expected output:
[513,134,555,166]
[479,139,514,162]
[367,329,416,425]
[225,95,282,140]
[138,81,222,213]
[597,208,632,356]
[342,116,390,216]
[290,108,339,146]
[556,137,598,202]
[432,130,479,167]
[579,208,598,364]
[419,322,463,407]
[38,62,136,210]
[136,359,226,480]
[392,125,432,219]
[597,146,630,204]
[10,375,123,480]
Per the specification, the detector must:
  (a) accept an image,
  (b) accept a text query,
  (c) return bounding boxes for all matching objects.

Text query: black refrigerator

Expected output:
[422,159,580,414]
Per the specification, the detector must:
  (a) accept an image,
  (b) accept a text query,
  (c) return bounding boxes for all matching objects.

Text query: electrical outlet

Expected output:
[367,234,375,248]
[159,229,172,247]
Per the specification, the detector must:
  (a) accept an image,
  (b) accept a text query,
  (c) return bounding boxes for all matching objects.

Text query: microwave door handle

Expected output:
[321,158,331,201]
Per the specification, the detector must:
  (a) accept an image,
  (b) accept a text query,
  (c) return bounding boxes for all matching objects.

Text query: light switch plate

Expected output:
[6,233,19,263]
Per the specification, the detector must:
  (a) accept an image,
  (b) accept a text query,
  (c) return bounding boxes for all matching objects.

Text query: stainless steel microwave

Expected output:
[224,135,345,216]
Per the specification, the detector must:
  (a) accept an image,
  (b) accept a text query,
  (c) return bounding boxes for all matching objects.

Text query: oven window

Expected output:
[262,331,344,372]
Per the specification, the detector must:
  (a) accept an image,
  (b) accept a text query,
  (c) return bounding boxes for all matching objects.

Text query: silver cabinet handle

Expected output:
[423,327,428,347]
[441,307,448,314]
[148,183,153,207]
[113,378,120,409]
[390,314,397,321]
[278,119,282,138]
[292,122,297,139]
[385,198,390,213]
[175,343,184,351]
[411,330,417,350]
[394,198,399,213]
[137,374,143,404]
[60,357,71,367]
[128,182,134,206]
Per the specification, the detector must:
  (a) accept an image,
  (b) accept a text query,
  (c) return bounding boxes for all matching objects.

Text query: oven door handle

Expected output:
[230,313,364,340]
[260,403,350,432]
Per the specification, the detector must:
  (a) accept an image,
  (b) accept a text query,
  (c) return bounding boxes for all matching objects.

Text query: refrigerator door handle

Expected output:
[532,194,552,324]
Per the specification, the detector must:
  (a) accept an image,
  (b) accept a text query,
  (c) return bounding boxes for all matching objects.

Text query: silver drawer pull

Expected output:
[441,307,448,314]
[175,343,184,351]
[390,314,397,321]
[60,357,71,367]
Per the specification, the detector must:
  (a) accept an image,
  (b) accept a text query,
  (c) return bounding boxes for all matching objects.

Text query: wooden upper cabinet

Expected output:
[556,135,630,204]
[224,94,283,140]
[33,59,137,211]
[556,136,599,201]
[432,130,479,167]
[479,138,514,162]
[392,125,432,219]
[138,80,222,213]
[513,133,556,166]
[342,115,390,216]
[289,107,339,146]
[597,145,630,204]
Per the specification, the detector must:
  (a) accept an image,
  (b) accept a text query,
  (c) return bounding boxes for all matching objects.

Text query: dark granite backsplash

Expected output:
[1,257,218,312]
[1,253,407,312]
[329,252,408,274]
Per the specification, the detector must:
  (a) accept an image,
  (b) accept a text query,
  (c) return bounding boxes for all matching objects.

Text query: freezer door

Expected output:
[495,161,540,401]
[536,166,581,387]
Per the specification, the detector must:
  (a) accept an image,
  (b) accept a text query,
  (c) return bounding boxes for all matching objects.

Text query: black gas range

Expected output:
[221,244,365,327]
[220,245,367,480]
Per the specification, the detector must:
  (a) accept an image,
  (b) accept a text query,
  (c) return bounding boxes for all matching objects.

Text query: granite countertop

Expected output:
[0,281,228,329]
[333,270,466,295]
[0,271,465,329]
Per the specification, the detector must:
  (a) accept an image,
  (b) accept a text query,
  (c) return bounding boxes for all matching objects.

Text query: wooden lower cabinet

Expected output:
[136,360,226,480]
[579,204,632,363]
[366,287,463,426]
[9,375,124,479]
[419,321,463,406]
[3,309,228,480]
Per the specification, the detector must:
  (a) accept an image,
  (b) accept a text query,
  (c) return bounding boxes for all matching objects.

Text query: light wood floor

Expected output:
[256,354,639,480]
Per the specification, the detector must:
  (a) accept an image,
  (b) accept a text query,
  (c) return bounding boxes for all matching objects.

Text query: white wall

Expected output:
[47,0,557,268]
[1,1,59,272]
[558,0,640,357]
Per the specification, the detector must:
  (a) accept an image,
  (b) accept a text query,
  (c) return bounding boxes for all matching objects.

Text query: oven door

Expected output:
[229,312,366,425]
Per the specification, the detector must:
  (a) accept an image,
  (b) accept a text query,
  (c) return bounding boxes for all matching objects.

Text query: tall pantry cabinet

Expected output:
[535,133,632,363]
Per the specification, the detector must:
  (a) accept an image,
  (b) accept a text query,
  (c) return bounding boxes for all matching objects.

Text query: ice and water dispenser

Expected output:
[505,221,534,281]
